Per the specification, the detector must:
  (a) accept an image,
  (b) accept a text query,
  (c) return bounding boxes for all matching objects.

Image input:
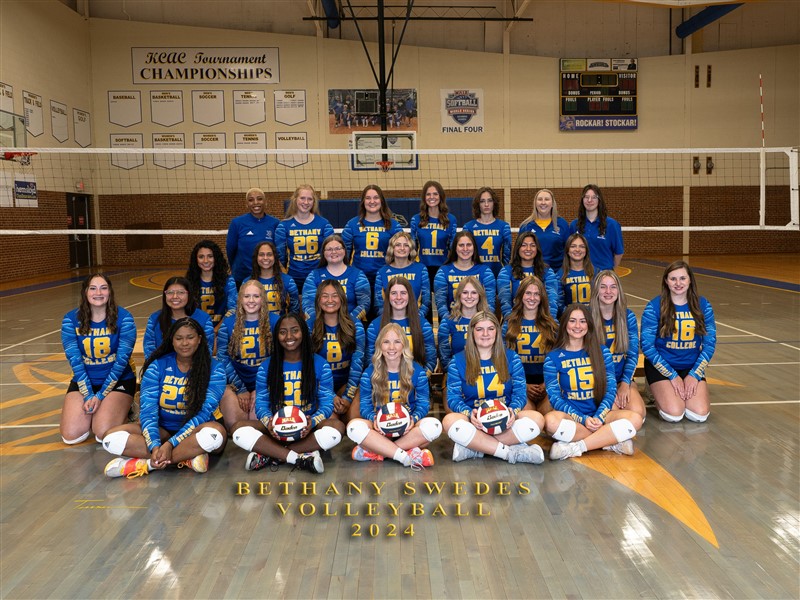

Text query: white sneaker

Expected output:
[507,443,545,465]
[602,440,634,456]
[549,441,584,461]
[452,443,483,463]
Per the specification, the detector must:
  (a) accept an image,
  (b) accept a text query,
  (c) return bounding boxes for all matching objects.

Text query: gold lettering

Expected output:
[496,482,510,496]
[476,503,491,516]
[257,482,271,495]
[431,503,447,516]
[403,482,416,495]
[518,482,531,495]
[276,503,291,516]
[474,482,490,495]
[300,482,317,496]
[299,503,316,516]
[344,503,359,516]
[366,503,379,516]
[325,482,341,496]
[347,482,363,495]
[410,503,424,516]
[370,481,386,495]
[235,482,250,495]
[386,502,402,516]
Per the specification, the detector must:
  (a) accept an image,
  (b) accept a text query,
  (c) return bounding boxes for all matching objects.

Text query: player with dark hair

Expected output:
[570,184,624,272]
[497,231,559,318]
[226,187,280,287]
[519,188,571,271]
[186,240,236,328]
[433,230,497,321]
[143,276,214,359]
[245,240,300,316]
[373,231,430,319]
[462,186,512,277]
[556,232,594,315]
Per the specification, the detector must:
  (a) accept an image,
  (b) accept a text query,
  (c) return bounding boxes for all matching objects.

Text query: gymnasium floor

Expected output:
[1,255,798,599]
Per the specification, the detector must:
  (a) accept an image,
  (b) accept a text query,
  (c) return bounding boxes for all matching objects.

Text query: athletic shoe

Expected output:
[177,453,209,473]
[408,447,434,471]
[352,446,384,462]
[507,443,545,465]
[602,440,634,456]
[245,452,270,471]
[549,441,584,461]
[104,457,149,479]
[452,443,483,463]
[292,451,324,474]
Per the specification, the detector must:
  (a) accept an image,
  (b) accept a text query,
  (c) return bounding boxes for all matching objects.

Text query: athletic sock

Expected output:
[286,450,299,465]
[493,443,509,461]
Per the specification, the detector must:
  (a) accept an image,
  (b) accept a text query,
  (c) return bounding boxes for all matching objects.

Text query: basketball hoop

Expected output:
[375,160,394,173]
[2,151,36,166]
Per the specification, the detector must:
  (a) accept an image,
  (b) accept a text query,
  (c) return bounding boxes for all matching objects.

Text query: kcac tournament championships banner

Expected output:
[131,48,280,84]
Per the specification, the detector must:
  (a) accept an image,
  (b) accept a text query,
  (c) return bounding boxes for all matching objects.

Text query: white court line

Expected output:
[712,400,800,406]
[0,353,65,357]
[0,424,60,428]
[0,382,68,386]
[0,295,159,354]
[711,361,799,367]
[715,319,800,352]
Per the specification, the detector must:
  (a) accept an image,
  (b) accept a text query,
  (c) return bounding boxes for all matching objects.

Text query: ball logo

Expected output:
[445,90,479,125]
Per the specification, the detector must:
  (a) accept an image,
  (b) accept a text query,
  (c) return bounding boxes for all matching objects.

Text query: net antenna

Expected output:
[1,151,36,166]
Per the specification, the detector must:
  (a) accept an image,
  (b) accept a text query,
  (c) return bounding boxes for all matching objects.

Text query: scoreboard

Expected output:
[559,58,638,131]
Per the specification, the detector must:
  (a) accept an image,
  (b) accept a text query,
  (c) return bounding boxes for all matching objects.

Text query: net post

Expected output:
[789,147,799,227]
[759,148,766,227]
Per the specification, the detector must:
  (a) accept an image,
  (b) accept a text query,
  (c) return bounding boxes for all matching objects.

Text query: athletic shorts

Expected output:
[68,378,137,397]
[525,374,544,385]
[644,359,705,385]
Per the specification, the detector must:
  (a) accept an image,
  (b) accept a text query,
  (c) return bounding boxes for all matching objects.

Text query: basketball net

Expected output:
[1,152,36,166]
[375,160,394,173]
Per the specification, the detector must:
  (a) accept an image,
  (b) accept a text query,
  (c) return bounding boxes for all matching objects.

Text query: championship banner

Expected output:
[108,91,142,127]
[274,90,306,126]
[150,91,184,127]
[132,47,280,84]
[233,90,266,126]
[22,91,44,137]
[73,109,91,147]
[152,133,186,170]
[234,132,267,168]
[50,100,68,143]
[110,133,144,170]
[440,89,484,134]
[275,132,308,168]
[193,132,227,169]
[0,82,13,114]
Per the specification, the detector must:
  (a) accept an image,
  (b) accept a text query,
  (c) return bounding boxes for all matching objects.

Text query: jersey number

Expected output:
[567,366,594,391]
[476,374,505,399]
[82,337,110,359]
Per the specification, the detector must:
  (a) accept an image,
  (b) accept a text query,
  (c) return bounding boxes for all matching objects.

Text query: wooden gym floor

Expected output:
[1,255,798,599]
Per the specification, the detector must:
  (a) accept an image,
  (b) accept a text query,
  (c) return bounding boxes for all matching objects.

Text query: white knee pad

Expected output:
[418,417,442,442]
[511,416,541,443]
[659,409,685,423]
[448,419,478,446]
[609,418,637,443]
[552,419,577,442]
[62,431,91,445]
[102,431,130,455]
[232,425,262,452]
[196,427,224,452]
[684,408,709,423]
[347,420,370,445]
[314,425,342,450]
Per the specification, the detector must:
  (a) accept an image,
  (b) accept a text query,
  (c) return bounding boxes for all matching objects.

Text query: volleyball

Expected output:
[376,402,412,439]
[477,400,511,435]
[271,406,308,442]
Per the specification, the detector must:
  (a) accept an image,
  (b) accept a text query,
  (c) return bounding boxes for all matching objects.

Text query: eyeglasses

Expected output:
[165,290,188,296]
[325,246,344,253]
[583,195,599,201]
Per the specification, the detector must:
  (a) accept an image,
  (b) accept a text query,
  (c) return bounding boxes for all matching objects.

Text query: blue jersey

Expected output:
[496,264,559,318]
[274,215,335,280]
[254,354,334,428]
[570,216,624,273]
[199,276,237,326]
[373,262,430,319]
[307,315,366,401]
[602,309,640,385]
[641,297,716,380]
[226,212,280,283]
[502,318,548,377]
[556,269,592,312]
[143,308,215,360]
[447,349,527,416]
[519,217,570,271]
[359,363,430,422]
[436,315,470,371]
[216,313,279,392]
[410,214,458,268]
[543,346,616,424]
[243,275,300,316]
[366,316,437,373]
[461,219,512,276]
[341,217,403,277]
[301,266,371,322]
[433,263,497,320]
[139,353,226,451]
[61,307,136,401]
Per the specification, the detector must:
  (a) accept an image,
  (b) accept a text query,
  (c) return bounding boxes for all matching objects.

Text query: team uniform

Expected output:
[365,317,437,373]
[496,265,560,318]
[198,276,237,327]
[243,275,301,317]
[143,308,215,359]
[301,266,371,322]
[543,345,617,424]
[447,348,527,415]
[410,214,457,271]
[341,217,403,288]
[461,218,512,276]
[215,312,280,393]
[519,217,571,271]
[139,353,226,451]
[359,363,430,422]
[254,354,335,428]
[433,264,497,321]
[601,309,640,386]
[502,319,549,385]
[226,213,280,285]
[306,315,366,404]
[570,217,624,273]
[61,307,137,400]
[436,315,471,372]
[274,215,335,292]
[373,262,430,319]
[640,297,716,382]
[555,268,592,313]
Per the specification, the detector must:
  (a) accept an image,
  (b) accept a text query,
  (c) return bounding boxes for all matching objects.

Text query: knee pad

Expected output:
[610,418,637,443]
[418,417,442,442]
[232,425,262,452]
[347,420,370,445]
[314,425,342,450]
[552,419,577,442]
[447,419,478,447]
[196,427,224,452]
[659,409,684,423]
[511,416,541,443]
[684,408,709,423]
[102,431,130,455]
[62,431,91,445]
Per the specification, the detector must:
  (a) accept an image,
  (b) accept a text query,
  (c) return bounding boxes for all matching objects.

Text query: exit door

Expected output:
[67,193,92,269]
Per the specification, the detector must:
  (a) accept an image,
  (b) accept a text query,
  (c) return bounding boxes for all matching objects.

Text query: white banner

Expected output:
[440,88,484,134]
[150,90,184,126]
[275,132,308,168]
[274,90,306,126]
[234,132,267,168]
[22,91,44,137]
[132,47,280,84]
[233,90,266,126]
[50,101,69,143]
[0,82,13,114]
[108,91,142,127]
[110,133,144,170]
[193,132,226,169]
[73,109,91,147]
[152,133,186,169]
[192,90,225,126]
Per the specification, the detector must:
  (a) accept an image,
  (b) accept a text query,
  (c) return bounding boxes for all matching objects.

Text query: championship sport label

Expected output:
[441,89,484,134]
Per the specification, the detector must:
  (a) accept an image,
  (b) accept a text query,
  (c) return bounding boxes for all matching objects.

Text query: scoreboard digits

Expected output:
[559,58,638,131]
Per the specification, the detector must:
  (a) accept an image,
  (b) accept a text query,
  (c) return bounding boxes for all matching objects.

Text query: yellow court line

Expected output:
[130,270,183,291]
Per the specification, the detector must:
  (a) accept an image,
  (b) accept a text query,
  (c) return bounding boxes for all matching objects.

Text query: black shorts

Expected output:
[525,374,544,385]
[644,359,705,385]
[67,378,137,397]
